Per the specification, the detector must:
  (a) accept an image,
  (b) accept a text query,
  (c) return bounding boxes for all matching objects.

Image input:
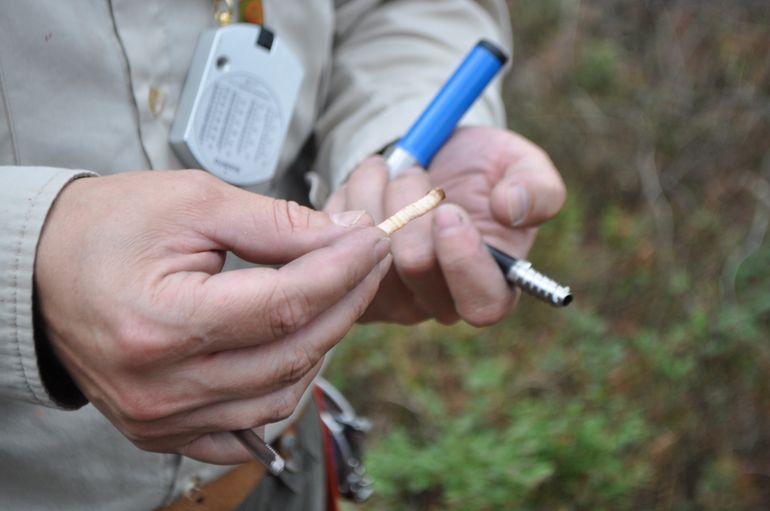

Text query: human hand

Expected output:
[325,126,565,325]
[34,170,391,464]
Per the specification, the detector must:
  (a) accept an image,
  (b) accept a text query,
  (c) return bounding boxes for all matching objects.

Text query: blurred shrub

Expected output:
[329,1,770,509]
[331,249,770,509]
[574,41,623,94]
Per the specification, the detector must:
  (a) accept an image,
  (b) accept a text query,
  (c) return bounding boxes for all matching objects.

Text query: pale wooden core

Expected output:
[377,188,446,235]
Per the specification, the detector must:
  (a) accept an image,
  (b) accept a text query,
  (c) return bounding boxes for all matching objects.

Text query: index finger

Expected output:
[187,226,391,352]
[200,178,378,265]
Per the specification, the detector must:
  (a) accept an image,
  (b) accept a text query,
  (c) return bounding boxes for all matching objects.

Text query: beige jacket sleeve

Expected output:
[313,0,512,202]
[0,168,95,407]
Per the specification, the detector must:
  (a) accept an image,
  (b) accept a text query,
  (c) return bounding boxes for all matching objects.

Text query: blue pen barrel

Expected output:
[397,40,508,168]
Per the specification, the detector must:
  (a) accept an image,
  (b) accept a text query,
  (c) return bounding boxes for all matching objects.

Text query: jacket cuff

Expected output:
[0,167,96,408]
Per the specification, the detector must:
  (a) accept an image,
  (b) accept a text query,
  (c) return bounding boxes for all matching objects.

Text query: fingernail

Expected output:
[374,237,392,260]
[331,210,366,227]
[507,185,530,226]
[434,205,464,233]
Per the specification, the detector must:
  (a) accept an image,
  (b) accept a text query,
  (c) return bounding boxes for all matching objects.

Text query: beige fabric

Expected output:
[0,1,510,509]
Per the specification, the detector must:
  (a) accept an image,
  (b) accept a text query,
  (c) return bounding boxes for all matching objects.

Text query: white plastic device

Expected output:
[170,24,303,186]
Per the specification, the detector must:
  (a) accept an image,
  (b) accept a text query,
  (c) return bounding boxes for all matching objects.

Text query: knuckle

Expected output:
[266,283,311,339]
[123,423,162,446]
[111,319,171,369]
[396,246,436,280]
[273,199,312,235]
[267,387,303,423]
[114,387,169,424]
[123,423,182,454]
[462,301,510,328]
[277,346,317,386]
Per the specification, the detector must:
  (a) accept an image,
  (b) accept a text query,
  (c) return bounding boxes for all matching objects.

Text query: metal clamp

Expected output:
[316,378,374,502]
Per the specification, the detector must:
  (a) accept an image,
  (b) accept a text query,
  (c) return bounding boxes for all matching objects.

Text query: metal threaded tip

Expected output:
[508,260,573,307]
[269,456,286,476]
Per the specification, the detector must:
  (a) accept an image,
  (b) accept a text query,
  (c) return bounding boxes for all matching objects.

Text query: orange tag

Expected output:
[239,0,264,25]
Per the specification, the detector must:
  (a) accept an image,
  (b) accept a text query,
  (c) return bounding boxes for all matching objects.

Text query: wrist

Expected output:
[30,174,96,409]
[32,277,88,409]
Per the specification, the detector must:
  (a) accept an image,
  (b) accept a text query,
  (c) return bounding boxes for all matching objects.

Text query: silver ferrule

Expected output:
[232,429,285,476]
[384,146,419,178]
[269,456,286,476]
[507,260,573,307]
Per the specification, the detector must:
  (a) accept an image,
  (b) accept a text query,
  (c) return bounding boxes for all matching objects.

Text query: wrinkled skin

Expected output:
[326,126,566,325]
[35,170,391,464]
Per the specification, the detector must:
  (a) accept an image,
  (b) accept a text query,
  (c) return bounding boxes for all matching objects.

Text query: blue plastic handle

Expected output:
[395,40,508,168]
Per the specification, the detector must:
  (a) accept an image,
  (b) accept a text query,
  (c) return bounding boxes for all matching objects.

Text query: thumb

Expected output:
[490,150,566,228]
[202,182,373,265]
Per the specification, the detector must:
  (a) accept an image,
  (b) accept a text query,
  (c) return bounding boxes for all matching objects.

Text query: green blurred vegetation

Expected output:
[329,1,770,509]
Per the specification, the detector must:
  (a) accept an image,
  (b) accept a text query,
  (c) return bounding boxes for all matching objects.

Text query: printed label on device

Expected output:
[170,24,303,186]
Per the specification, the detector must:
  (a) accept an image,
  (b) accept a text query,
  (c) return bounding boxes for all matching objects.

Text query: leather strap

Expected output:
[155,461,266,511]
